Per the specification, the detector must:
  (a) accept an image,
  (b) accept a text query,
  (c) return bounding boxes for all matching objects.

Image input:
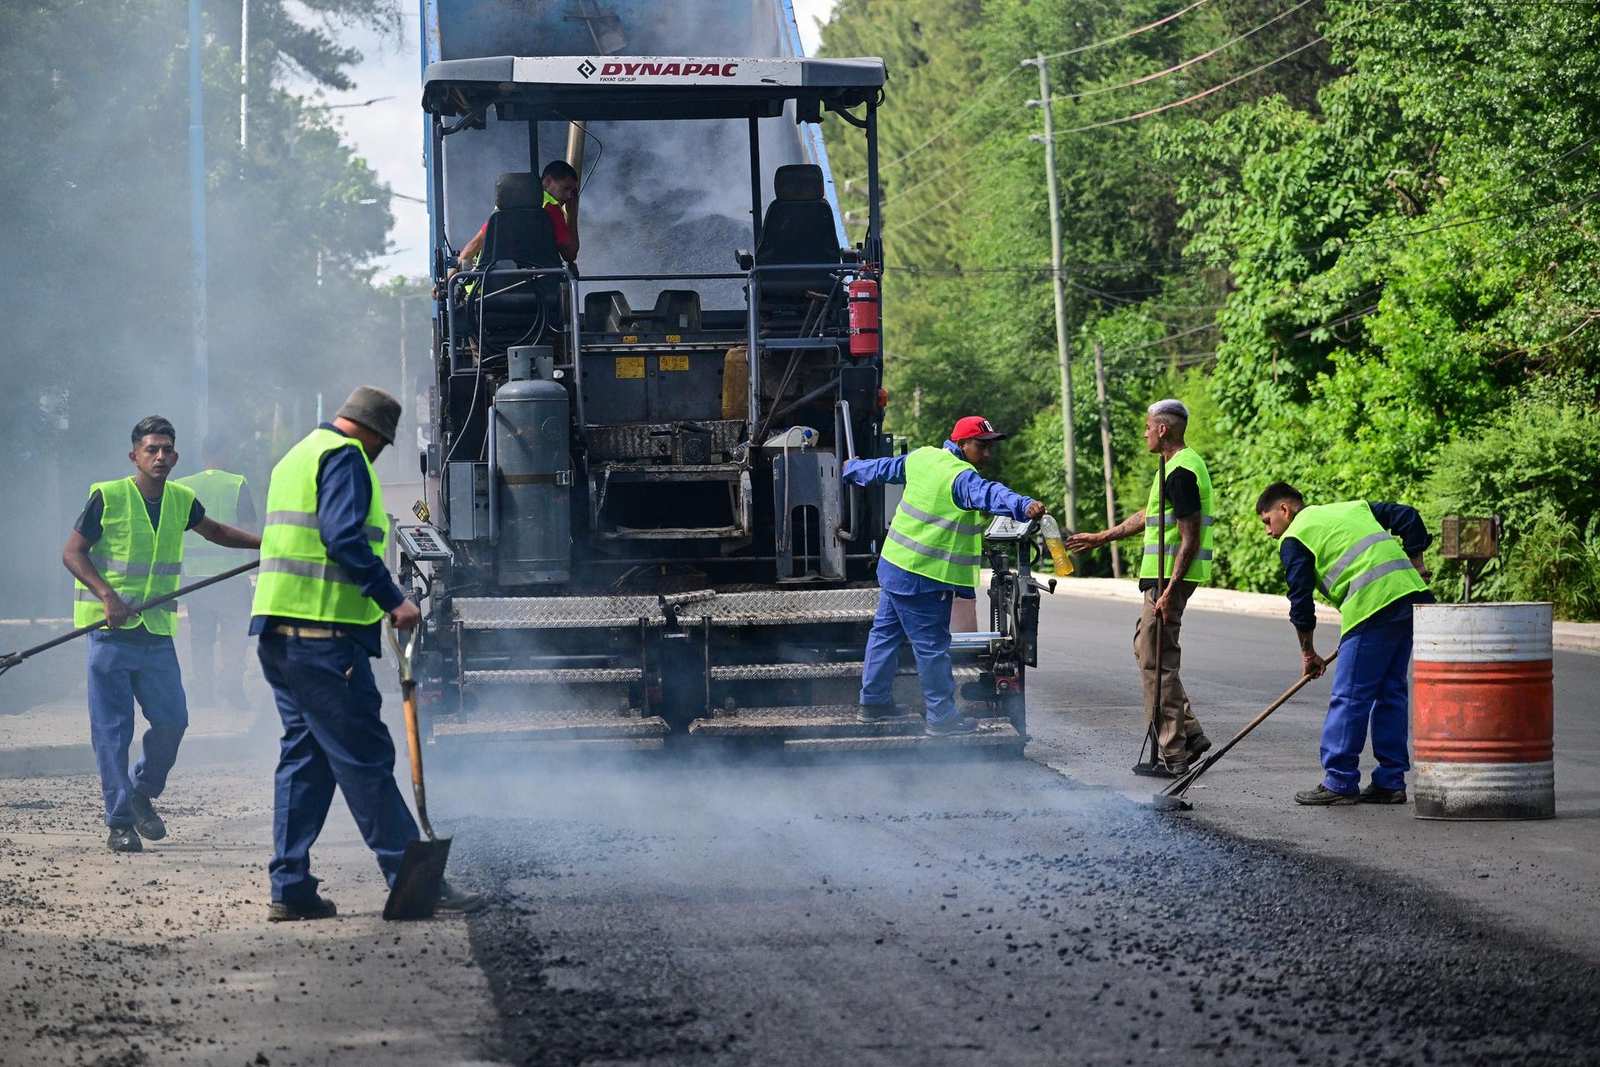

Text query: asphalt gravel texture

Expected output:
[440,755,1600,1067]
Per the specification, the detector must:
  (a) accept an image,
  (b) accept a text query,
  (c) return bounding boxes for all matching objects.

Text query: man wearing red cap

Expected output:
[843,416,1045,735]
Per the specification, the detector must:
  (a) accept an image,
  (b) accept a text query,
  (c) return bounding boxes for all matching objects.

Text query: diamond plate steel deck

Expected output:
[460,667,644,685]
[432,714,669,740]
[687,705,926,739]
[783,719,1026,752]
[709,662,982,682]
[702,588,879,627]
[453,595,667,630]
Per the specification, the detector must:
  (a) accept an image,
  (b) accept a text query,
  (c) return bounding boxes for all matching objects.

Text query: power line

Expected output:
[1031,0,1216,64]
[1063,0,1315,102]
[895,183,977,232]
[880,67,1022,173]
[1059,36,1327,135]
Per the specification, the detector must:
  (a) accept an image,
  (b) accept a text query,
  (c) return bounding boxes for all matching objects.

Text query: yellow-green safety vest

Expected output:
[73,477,195,636]
[175,469,249,579]
[1282,501,1428,635]
[251,428,391,626]
[1139,447,1215,584]
[880,446,985,588]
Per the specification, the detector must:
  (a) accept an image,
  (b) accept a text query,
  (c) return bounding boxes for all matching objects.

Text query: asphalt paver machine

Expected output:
[397,1,1044,753]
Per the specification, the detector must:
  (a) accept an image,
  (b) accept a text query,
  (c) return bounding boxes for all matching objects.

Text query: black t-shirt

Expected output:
[75,488,205,545]
[1138,467,1202,592]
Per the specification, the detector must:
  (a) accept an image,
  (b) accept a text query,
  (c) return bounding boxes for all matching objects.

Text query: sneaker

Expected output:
[1359,783,1407,805]
[268,895,338,922]
[1294,784,1359,806]
[857,702,908,724]
[437,880,485,914]
[925,715,979,737]
[107,827,143,853]
[129,792,167,841]
[1185,734,1212,760]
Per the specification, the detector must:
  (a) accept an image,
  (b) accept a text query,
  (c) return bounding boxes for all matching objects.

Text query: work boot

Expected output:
[1185,733,1212,760]
[268,895,338,922]
[1359,783,1407,805]
[129,792,167,841]
[107,827,142,853]
[1294,784,1359,806]
[436,880,485,914]
[857,702,908,724]
[1135,758,1189,780]
[925,715,979,737]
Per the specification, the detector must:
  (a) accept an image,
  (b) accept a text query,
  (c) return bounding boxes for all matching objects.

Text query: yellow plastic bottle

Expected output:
[1039,515,1074,577]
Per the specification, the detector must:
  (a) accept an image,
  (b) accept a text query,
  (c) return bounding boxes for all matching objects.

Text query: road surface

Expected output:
[0,590,1595,1065]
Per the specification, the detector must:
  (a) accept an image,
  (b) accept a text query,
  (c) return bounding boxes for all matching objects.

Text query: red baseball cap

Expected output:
[950,416,1007,442]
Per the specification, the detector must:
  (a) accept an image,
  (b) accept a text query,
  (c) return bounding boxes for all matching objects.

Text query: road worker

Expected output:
[251,387,478,920]
[175,438,258,710]
[1255,482,1434,806]
[61,416,262,853]
[455,159,581,273]
[1065,399,1213,777]
[844,416,1046,737]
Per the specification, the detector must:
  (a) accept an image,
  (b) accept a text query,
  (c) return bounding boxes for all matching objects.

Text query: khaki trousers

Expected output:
[1133,581,1205,765]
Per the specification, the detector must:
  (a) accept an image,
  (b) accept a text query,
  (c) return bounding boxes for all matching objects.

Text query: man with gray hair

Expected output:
[1066,399,1215,776]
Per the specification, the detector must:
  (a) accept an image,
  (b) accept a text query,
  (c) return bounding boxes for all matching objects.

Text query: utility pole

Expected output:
[1023,54,1078,530]
[1093,341,1122,578]
[398,294,409,483]
[189,0,209,445]
[239,0,249,152]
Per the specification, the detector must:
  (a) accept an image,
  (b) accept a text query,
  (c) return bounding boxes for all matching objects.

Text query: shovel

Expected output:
[382,618,452,921]
[0,560,260,678]
[1149,647,1340,812]
[1132,454,1167,776]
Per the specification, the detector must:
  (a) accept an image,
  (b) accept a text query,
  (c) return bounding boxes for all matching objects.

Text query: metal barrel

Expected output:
[1412,603,1555,820]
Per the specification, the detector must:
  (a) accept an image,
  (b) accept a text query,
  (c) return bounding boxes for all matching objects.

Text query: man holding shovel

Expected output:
[251,387,477,921]
[1255,483,1433,806]
[62,416,262,854]
[1066,399,1214,777]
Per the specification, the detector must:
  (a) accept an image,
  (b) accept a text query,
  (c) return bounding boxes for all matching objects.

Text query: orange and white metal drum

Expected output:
[1412,603,1555,820]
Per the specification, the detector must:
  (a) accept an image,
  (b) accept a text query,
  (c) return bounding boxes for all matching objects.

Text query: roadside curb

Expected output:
[1048,577,1600,655]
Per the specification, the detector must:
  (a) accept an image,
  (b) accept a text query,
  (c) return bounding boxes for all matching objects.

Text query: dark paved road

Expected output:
[444,752,1599,1066]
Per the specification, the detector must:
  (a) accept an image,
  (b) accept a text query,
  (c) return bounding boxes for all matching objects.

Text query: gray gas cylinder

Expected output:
[493,374,572,585]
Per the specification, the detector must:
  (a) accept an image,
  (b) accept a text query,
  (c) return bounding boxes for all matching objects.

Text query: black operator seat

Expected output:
[754,164,842,305]
[480,172,562,320]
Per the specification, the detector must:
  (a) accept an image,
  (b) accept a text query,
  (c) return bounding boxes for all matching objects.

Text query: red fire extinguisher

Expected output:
[848,277,880,358]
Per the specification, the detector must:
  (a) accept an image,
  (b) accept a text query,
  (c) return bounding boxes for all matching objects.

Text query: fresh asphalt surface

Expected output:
[435,594,1600,1067]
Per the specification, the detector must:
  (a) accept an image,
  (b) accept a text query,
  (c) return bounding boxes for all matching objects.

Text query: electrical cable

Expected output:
[1031,0,1216,63]
[881,68,1022,173]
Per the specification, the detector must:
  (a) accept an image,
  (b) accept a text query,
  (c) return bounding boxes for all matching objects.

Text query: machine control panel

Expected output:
[983,516,1039,543]
[395,523,454,563]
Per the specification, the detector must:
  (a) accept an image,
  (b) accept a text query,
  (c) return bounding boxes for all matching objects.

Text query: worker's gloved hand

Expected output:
[1409,554,1433,581]
[1024,501,1048,521]
[390,599,422,632]
[100,592,133,629]
[1301,649,1327,679]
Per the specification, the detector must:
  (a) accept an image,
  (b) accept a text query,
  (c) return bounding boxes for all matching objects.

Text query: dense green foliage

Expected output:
[820,0,1600,617]
[0,0,417,614]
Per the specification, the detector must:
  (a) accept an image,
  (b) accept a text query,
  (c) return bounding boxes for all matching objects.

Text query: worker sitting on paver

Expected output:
[61,416,262,854]
[1255,482,1435,806]
[251,387,479,920]
[1065,399,1214,777]
[844,416,1046,737]
[175,437,258,711]
[455,159,581,273]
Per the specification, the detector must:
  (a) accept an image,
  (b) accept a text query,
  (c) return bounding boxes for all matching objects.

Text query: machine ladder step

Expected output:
[708,662,981,682]
[687,705,923,739]
[460,667,643,685]
[432,713,668,741]
[783,719,1026,753]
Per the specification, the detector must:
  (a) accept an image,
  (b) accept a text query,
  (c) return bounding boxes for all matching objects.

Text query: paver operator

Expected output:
[455,159,581,272]
[62,416,262,854]
[1255,482,1434,806]
[251,387,477,920]
[175,438,258,710]
[844,416,1046,737]
[1065,399,1214,777]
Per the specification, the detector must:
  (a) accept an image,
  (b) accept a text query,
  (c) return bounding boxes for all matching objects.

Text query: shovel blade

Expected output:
[383,837,452,921]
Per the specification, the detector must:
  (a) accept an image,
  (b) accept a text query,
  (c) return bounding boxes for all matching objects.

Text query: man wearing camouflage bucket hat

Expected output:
[250,387,476,921]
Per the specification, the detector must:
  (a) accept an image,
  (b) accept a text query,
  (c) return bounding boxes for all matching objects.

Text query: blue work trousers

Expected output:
[1321,611,1414,795]
[257,635,420,906]
[86,631,189,828]
[859,588,959,723]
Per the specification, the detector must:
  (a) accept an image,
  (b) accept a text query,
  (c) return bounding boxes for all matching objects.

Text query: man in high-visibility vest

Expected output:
[61,416,261,853]
[1255,482,1435,806]
[175,440,258,709]
[1066,399,1215,776]
[251,387,477,921]
[843,415,1046,736]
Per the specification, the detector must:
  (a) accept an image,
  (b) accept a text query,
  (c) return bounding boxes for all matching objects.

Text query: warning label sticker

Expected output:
[615,357,645,380]
[659,355,690,372]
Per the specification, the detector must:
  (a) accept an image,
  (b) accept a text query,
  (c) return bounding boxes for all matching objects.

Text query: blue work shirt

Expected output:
[250,423,405,657]
[843,440,1037,598]
[1281,500,1435,642]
